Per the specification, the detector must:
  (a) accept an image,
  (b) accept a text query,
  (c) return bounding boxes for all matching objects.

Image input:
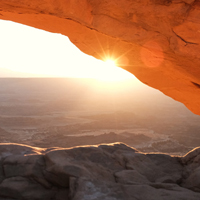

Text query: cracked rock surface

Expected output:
[0,143,200,200]
[0,1,200,114]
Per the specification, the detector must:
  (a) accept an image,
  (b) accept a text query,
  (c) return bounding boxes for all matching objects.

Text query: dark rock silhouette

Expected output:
[0,142,200,200]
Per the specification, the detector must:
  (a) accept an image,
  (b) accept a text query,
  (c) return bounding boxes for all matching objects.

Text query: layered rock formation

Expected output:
[0,0,200,114]
[0,142,200,200]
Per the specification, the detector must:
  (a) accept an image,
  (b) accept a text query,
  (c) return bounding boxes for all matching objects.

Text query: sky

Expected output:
[0,19,135,82]
[0,20,191,115]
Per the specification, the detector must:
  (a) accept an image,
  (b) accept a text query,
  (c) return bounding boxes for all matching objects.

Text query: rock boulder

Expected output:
[0,143,199,199]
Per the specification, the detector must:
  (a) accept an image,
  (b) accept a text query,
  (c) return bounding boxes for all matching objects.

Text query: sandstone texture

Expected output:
[0,142,199,200]
[0,1,200,114]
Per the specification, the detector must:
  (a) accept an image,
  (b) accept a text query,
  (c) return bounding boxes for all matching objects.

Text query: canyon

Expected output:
[0,1,200,199]
[0,78,198,199]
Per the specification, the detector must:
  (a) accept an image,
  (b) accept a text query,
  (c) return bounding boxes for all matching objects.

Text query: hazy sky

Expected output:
[0,19,135,81]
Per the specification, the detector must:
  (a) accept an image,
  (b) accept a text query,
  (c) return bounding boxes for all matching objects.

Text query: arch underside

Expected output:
[0,0,200,114]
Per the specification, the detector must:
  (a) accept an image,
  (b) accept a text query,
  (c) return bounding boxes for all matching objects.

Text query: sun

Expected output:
[0,20,135,81]
[104,59,116,68]
[93,58,134,82]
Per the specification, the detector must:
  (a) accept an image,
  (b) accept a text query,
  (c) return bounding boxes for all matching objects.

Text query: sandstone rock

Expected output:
[0,143,199,199]
[43,164,86,187]
[3,154,44,176]
[182,147,200,165]
[0,143,42,159]
[122,184,200,200]
[0,1,200,113]
[0,176,55,200]
[182,166,200,192]
[70,178,125,200]
[0,160,4,184]
[114,169,150,185]
[123,152,163,182]
[180,147,200,192]
[147,153,183,184]
[3,154,51,188]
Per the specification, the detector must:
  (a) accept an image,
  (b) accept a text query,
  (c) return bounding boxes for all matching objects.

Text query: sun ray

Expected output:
[94,31,107,60]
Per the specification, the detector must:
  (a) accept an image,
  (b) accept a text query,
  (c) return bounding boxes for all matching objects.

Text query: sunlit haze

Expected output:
[0,18,200,161]
[0,20,135,82]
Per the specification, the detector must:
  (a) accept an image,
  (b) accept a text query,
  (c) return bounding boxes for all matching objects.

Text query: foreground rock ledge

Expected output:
[0,1,200,114]
[0,143,200,200]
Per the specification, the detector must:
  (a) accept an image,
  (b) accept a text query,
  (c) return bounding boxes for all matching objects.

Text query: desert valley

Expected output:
[0,78,200,199]
[0,78,199,156]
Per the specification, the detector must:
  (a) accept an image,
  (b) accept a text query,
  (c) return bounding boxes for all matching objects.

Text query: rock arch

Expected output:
[0,0,200,114]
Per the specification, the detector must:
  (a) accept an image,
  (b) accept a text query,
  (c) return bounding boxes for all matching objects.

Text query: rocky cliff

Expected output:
[0,142,200,200]
[0,1,200,114]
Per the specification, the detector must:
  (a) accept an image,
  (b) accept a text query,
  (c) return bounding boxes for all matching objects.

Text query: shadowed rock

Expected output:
[0,143,200,199]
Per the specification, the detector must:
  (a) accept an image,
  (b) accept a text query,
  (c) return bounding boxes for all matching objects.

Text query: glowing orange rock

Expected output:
[0,0,200,114]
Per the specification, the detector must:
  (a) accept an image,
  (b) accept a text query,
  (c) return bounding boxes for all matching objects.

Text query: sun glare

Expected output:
[94,59,134,82]
[104,59,116,68]
[0,20,135,82]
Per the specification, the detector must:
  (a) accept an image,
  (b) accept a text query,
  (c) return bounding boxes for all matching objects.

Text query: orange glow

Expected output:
[140,41,164,68]
[92,58,134,82]
[104,59,116,67]
[0,20,135,82]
